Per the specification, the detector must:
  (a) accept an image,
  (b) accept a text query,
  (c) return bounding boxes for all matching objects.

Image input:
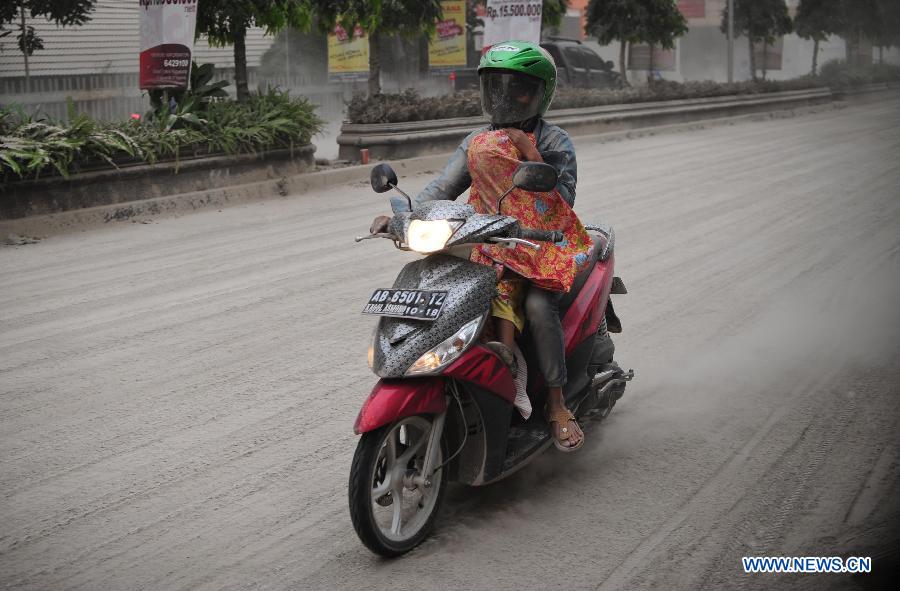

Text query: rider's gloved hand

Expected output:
[370,215,391,234]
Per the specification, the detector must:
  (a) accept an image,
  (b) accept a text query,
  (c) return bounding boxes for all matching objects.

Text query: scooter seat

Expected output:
[558,234,607,315]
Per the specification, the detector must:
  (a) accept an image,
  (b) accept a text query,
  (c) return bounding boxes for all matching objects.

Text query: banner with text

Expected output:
[482,0,542,50]
[429,0,468,71]
[139,0,198,89]
[328,25,369,82]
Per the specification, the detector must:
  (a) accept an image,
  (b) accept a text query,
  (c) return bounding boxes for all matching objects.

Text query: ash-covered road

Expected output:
[2,99,899,590]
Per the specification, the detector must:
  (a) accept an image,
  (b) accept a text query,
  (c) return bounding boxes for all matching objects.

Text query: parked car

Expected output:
[540,38,624,90]
[448,38,623,93]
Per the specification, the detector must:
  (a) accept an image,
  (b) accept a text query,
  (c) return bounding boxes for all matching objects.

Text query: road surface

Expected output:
[2,99,899,590]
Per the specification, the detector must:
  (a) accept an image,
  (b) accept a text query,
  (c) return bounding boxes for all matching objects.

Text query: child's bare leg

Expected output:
[495,318,516,350]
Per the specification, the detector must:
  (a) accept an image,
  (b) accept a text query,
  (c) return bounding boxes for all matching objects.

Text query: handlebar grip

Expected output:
[519,228,564,243]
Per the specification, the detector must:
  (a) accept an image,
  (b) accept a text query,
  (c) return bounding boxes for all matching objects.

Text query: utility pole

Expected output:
[284,27,291,85]
[727,0,734,83]
[20,6,30,93]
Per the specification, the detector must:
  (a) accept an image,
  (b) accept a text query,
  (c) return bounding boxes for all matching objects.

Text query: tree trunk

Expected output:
[368,31,381,97]
[619,40,628,86]
[648,43,655,82]
[762,41,768,80]
[748,37,757,81]
[812,38,819,76]
[233,30,249,100]
[879,45,884,65]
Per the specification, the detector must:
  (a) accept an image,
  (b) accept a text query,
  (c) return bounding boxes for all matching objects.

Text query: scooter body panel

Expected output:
[563,254,615,354]
[353,378,447,434]
[444,345,516,403]
[372,255,496,378]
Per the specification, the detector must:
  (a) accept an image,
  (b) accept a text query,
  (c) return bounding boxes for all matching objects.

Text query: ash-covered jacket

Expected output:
[391,119,577,213]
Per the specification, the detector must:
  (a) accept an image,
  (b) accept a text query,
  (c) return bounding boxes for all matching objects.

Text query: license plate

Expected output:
[362,289,448,321]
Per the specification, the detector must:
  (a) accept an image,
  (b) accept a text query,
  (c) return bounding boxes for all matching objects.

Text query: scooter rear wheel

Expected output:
[348,415,447,557]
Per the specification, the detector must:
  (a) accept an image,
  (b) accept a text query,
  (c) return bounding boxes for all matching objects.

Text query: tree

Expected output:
[795,0,896,70]
[795,0,840,75]
[721,0,792,80]
[540,0,570,29]
[834,0,880,65]
[585,0,688,86]
[643,0,688,81]
[870,0,900,63]
[314,1,443,98]
[197,1,313,100]
[0,1,96,86]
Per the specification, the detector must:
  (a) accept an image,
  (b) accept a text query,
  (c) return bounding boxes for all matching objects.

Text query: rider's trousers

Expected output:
[524,286,567,388]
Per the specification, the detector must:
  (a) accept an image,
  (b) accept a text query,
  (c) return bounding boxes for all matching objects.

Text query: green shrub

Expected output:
[347,88,482,124]
[1,89,323,182]
[818,60,900,89]
[147,61,230,117]
[346,78,825,124]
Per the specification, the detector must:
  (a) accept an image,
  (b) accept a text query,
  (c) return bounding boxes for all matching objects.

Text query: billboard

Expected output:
[482,0,542,50]
[139,0,198,89]
[677,0,706,19]
[753,37,785,71]
[429,0,467,71]
[628,45,677,71]
[328,24,369,82]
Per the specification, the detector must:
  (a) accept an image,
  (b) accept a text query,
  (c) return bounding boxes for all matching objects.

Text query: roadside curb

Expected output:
[0,153,450,238]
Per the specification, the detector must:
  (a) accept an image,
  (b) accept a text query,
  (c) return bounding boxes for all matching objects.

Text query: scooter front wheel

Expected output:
[348,415,447,557]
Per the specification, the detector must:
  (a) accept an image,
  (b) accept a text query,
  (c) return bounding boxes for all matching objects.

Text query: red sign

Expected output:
[677,0,706,19]
[139,0,198,89]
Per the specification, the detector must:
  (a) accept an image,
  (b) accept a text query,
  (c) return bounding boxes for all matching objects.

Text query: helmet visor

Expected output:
[480,71,545,125]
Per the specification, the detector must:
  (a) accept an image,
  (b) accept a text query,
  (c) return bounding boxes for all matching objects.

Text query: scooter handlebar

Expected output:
[518,228,564,243]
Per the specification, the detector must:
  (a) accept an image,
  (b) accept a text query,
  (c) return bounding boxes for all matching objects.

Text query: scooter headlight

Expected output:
[405,316,483,376]
[406,219,461,253]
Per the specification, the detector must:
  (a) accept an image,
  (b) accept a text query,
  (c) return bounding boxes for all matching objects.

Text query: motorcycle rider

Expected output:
[370,41,585,451]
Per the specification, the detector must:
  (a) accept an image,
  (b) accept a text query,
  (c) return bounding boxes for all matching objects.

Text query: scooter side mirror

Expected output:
[370,163,399,194]
[512,162,558,193]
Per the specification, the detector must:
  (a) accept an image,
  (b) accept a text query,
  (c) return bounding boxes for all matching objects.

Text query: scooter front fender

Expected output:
[353,378,447,434]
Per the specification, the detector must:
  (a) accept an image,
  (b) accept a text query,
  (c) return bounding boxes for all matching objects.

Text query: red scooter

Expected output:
[349,162,633,556]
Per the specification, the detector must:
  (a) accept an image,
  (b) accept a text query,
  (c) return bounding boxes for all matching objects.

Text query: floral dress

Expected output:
[466,129,592,331]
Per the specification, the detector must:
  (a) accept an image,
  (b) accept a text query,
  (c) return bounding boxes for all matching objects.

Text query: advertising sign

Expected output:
[677,0,706,19]
[429,0,467,71]
[753,37,785,71]
[328,24,369,82]
[482,0,542,50]
[139,0,198,89]
[628,44,677,72]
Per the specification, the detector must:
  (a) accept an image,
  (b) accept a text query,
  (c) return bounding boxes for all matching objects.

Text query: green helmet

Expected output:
[477,40,557,125]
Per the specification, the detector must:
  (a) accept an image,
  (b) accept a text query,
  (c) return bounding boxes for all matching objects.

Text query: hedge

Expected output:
[346,62,900,125]
[1,88,323,182]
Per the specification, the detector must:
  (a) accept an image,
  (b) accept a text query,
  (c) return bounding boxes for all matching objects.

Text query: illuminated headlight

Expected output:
[405,316,483,376]
[406,219,461,253]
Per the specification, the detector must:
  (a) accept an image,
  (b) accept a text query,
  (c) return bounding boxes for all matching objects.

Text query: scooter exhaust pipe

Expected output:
[590,368,634,390]
[585,368,634,420]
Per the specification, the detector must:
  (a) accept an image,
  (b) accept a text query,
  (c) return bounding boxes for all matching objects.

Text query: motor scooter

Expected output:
[349,161,633,556]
